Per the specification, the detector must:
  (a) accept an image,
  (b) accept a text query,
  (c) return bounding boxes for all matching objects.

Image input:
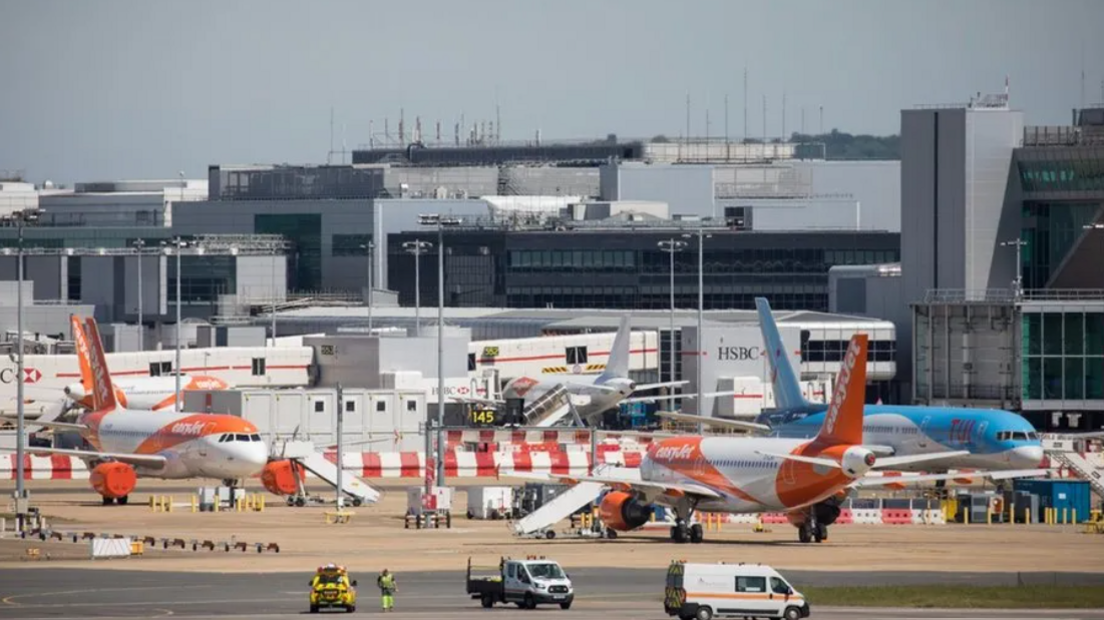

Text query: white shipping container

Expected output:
[406,486,454,515]
[465,486,514,520]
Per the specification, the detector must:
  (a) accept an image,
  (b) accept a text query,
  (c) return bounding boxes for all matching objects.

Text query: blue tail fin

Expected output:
[754,297,809,411]
[596,315,631,383]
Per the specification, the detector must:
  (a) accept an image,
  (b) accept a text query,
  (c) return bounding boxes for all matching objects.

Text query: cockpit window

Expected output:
[235,433,249,442]
[250,434,261,441]
[998,431,1039,442]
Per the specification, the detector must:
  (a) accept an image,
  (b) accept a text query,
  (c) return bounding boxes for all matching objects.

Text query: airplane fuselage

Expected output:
[80,408,268,480]
[756,405,1043,471]
[639,436,858,515]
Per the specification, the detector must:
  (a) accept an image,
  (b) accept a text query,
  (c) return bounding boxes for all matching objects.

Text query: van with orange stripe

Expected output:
[664,561,809,620]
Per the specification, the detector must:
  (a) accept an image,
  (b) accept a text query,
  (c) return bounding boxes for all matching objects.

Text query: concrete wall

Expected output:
[601,163,716,217]
[681,323,802,416]
[234,256,286,303]
[307,329,471,390]
[964,110,1024,290]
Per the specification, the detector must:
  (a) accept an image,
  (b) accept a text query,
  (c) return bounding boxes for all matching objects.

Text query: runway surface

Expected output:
[2,568,1104,620]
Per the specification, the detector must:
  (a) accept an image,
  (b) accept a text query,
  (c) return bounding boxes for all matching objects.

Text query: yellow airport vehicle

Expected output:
[309,564,358,613]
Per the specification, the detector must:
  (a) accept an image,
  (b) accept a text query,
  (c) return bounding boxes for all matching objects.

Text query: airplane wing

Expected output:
[0,415,87,432]
[657,411,772,433]
[508,470,723,500]
[755,450,840,469]
[755,449,971,470]
[852,468,1048,488]
[633,380,690,392]
[872,450,969,469]
[450,396,505,407]
[0,445,167,469]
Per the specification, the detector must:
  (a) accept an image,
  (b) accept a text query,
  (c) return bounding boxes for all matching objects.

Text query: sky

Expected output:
[1,0,1102,184]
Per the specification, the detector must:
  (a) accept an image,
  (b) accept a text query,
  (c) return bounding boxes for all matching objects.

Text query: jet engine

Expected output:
[90,462,137,501]
[840,446,876,478]
[261,459,305,496]
[598,491,652,531]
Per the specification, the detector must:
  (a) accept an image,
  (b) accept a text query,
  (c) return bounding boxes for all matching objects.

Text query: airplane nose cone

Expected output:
[1011,445,1044,469]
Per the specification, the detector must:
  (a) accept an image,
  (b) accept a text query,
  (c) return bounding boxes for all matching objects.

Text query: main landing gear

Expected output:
[669,500,704,544]
[797,519,827,544]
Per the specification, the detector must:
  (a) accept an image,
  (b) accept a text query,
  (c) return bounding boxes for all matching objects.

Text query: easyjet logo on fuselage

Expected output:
[172,421,212,436]
[822,339,860,437]
[653,444,696,461]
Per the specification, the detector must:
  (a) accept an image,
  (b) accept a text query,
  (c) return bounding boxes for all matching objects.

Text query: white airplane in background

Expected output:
[1,316,268,505]
[64,375,230,412]
[457,315,735,425]
[61,325,230,411]
[514,334,1047,544]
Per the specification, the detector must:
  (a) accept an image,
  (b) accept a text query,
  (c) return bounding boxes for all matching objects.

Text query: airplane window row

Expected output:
[716,459,773,469]
[217,433,262,443]
[996,431,1039,441]
[863,425,918,435]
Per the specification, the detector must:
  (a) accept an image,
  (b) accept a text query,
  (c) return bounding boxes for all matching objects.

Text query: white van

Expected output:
[664,561,810,620]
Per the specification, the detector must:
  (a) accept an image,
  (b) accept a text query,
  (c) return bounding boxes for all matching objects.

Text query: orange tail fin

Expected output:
[70,315,94,396]
[82,317,117,412]
[814,333,868,446]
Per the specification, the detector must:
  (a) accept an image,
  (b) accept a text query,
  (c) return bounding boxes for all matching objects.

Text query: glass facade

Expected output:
[1020,202,1100,288]
[1022,310,1104,401]
[1018,158,1104,193]
[255,214,321,291]
[389,229,899,311]
[332,234,373,257]
[167,255,238,303]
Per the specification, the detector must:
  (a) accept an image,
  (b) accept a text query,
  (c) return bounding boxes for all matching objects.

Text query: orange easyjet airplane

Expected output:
[517,334,1035,544]
[62,315,229,411]
[1,317,267,505]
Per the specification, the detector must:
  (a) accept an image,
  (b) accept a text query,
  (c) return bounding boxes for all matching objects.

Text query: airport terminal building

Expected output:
[895,99,1104,431]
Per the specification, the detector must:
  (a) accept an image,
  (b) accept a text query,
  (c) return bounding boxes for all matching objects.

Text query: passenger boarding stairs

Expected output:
[278,439,381,505]
[523,384,573,427]
[1050,450,1104,499]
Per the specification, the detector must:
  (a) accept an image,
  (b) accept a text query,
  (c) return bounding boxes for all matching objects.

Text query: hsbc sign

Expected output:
[717,346,761,362]
[0,368,42,384]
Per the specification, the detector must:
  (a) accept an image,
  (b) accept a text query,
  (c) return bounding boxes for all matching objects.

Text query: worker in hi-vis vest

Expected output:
[377,569,397,611]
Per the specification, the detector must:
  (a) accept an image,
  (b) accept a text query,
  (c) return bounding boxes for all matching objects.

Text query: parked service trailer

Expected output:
[466,486,514,520]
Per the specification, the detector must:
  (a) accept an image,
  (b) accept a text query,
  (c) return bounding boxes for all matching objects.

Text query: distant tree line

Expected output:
[789,129,900,160]
[648,129,899,160]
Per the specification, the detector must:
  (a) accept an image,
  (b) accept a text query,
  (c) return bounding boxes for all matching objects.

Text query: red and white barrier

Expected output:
[445,429,653,448]
[2,450,645,481]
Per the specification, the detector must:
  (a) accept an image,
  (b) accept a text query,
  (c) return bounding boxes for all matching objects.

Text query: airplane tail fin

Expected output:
[755,297,810,411]
[597,315,631,382]
[814,333,867,446]
[70,315,94,396]
[81,317,117,412]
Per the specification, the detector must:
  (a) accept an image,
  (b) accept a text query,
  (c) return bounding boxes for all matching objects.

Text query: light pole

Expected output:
[132,239,145,350]
[657,239,688,387]
[162,237,202,410]
[683,228,712,432]
[418,214,462,487]
[360,241,375,332]
[10,208,39,507]
[403,240,432,336]
[1000,238,1028,299]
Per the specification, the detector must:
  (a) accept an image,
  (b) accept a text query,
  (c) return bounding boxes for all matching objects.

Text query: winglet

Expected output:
[754,298,809,411]
[70,315,94,396]
[814,333,867,446]
[597,315,631,382]
[82,317,117,412]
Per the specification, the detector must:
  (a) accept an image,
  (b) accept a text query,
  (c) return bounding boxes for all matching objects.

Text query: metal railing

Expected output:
[924,288,1104,303]
[1022,125,1104,147]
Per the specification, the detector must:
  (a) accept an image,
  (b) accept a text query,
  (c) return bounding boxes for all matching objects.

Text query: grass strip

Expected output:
[800,585,1104,609]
